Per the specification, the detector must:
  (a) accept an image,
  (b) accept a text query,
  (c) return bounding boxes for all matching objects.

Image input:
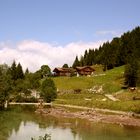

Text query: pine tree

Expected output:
[72,56,80,68]
[124,58,138,87]
[16,63,24,79]
[84,50,88,65]
[79,56,84,66]
[10,61,17,81]
[25,68,29,75]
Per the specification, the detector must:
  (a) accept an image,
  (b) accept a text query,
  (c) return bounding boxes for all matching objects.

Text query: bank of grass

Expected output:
[52,66,140,113]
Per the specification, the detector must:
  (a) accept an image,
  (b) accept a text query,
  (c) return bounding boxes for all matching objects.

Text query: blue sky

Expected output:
[0,0,140,71]
[0,0,140,44]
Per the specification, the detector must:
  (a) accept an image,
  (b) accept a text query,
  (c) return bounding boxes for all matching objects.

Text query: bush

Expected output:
[40,78,57,103]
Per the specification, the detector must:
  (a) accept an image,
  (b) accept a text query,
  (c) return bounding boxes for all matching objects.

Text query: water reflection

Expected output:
[0,106,140,140]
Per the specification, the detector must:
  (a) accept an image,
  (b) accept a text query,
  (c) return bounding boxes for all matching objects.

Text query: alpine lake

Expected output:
[0,105,140,140]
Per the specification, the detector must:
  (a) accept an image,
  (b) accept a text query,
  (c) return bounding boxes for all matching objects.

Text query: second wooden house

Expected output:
[76,66,95,76]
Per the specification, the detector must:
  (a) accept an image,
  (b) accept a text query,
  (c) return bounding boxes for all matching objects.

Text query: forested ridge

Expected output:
[73,26,140,71]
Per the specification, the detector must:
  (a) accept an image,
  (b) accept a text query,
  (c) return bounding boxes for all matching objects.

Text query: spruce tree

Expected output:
[17,63,24,79]
[10,61,17,81]
[84,50,88,65]
[79,56,84,66]
[72,56,80,68]
[25,68,29,75]
[124,58,138,87]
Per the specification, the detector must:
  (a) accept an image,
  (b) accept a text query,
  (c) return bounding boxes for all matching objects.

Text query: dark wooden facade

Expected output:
[76,66,95,76]
[53,68,76,76]
[53,66,95,77]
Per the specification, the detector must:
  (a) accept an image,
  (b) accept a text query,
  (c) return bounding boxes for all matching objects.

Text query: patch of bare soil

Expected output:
[35,107,140,127]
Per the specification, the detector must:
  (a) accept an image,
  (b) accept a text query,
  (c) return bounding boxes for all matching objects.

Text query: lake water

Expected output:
[0,105,140,140]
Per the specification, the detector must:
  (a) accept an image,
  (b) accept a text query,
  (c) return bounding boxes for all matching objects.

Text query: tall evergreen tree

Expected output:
[72,56,80,68]
[25,68,29,75]
[17,63,24,79]
[83,50,88,65]
[124,58,138,87]
[10,61,17,81]
[79,56,84,66]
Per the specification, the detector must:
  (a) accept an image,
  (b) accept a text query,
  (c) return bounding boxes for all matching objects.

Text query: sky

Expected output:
[0,0,140,71]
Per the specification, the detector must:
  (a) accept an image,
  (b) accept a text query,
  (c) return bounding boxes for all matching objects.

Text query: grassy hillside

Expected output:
[52,66,140,113]
[53,66,124,93]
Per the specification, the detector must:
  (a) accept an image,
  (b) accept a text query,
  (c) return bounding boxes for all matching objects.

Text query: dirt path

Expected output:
[9,102,51,105]
[105,94,120,101]
[53,103,128,115]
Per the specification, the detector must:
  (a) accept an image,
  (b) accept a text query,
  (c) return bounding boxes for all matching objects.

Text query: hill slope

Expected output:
[53,66,124,93]
[52,66,140,113]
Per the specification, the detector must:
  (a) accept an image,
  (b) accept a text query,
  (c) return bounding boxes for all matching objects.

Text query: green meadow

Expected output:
[52,66,140,113]
[53,66,124,93]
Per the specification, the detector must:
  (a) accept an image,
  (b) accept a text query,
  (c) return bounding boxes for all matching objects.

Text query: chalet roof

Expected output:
[53,68,64,72]
[76,66,95,71]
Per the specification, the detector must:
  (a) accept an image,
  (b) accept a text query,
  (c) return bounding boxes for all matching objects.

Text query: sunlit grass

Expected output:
[53,66,124,93]
[52,66,140,113]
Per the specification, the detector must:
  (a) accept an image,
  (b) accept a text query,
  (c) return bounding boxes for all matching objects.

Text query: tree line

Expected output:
[0,61,56,109]
[72,26,140,87]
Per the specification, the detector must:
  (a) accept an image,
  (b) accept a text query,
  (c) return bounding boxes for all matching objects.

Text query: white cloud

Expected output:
[0,40,104,72]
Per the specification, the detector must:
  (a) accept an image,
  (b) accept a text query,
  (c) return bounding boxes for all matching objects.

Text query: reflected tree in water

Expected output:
[31,133,51,140]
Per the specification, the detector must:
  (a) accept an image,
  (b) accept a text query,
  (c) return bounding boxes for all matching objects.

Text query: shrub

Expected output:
[40,78,57,103]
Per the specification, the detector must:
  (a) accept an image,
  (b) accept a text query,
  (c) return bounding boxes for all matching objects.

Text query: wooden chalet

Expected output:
[53,67,76,76]
[76,66,95,76]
